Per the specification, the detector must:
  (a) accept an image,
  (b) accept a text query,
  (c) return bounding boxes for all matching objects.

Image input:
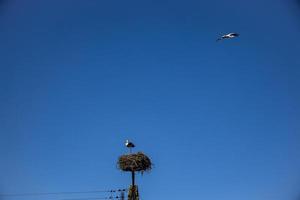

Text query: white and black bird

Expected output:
[216,33,239,42]
[125,139,135,153]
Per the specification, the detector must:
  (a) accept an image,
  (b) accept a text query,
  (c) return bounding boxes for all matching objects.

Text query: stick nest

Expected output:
[118,152,152,172]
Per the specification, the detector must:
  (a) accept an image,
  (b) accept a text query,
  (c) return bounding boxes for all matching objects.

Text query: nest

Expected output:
[118,152,152,172]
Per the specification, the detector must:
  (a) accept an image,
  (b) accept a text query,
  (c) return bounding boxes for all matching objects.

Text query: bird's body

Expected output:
[217,32,239,41]
[125,140,135,148]
[125,140,135,153]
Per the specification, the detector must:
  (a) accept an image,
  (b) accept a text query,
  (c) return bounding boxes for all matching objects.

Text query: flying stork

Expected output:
[125,139,135,153]
[216,32,239,42]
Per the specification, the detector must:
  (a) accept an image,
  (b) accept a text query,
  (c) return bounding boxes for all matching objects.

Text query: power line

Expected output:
[62,198,108,200]
[62,196,123,200]
[0,189,126,197]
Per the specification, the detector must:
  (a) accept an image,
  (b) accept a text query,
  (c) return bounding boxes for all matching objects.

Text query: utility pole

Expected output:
[118,141,152,200]
[131,171,135,186]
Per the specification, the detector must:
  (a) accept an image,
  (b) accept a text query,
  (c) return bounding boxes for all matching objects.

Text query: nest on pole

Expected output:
[118,152,152,173]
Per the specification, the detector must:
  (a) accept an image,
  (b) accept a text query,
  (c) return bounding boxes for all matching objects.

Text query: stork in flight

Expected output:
[216,33,239,42]
[125,139,135,153]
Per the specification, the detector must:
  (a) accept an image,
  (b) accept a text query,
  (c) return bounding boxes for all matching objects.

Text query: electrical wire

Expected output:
[62,198,108,200]
[62,196,123,200]
[0,189,127,197]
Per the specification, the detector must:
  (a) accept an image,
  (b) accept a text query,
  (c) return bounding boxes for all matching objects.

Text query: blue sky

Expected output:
[1,0,300,200]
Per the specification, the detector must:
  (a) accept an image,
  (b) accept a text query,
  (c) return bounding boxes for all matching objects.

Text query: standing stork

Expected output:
[125,139,135,153]
[216,32,239,42]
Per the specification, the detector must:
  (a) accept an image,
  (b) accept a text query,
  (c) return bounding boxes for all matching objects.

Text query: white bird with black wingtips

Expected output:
[217,32,239,42]
[125,139,135,153]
